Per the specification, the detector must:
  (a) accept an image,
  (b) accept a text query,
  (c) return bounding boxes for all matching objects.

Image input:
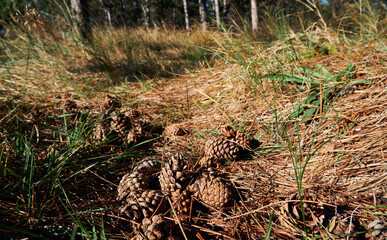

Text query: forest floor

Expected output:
[0,23,386,239]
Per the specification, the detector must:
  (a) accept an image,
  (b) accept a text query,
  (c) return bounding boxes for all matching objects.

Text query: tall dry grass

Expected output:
[0,0,386,238]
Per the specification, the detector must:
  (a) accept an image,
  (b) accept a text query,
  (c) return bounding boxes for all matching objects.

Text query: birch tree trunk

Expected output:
[183,0,190,30]
[105,4,112,27]
[143,0,151,28]
[214,0,220,28]
[70,0,90,40]
[251,0,258,31]
[199,0,207,31]
[97,0,112,27]
[70,0,82,31]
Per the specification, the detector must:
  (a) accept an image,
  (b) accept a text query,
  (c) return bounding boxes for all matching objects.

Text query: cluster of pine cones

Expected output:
[117,125,254,239]
[92,95,155,145]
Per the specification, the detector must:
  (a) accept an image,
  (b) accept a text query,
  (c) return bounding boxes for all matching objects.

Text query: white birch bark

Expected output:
[183,0,190,30]
[199,0,207,31]
[251,0,258,31]
[215,0,220,28]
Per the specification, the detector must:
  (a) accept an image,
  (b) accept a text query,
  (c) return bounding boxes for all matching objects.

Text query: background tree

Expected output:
[199,0,207,30]
[183,0,190,30]
[97,0,113,27]
[119,0,128,26]
[223,0,228,23]
[215,0,220,28]
[251,0,258,31]
[70,0,91,40]
[143,0,151,28]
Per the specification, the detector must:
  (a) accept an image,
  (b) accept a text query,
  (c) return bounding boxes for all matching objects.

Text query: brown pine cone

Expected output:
[189,174,232,208]
[110,111,132,134]
[220,125,237,138]
[65,99,78,114]
[92,119,111,142]
[204,137,241,160]
[173,189,192,217]
[120,190,164,222]
[163,125,187,137]
[132,214,167,240]
[280,190,325,233]
[117,171,149,202]
[365,219,386,239]
[101,94,121,112]
[121,108,141,120]
[126,120,145,143]
[134,158,161,173]
[220,126,251,148]
[329,215,356,239]
[234,131,250,148]
[159,154,187,197]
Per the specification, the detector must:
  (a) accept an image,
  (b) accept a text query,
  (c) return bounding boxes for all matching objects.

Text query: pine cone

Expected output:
[198,156,213,167]
[122,108,141,120]
[365,219,386,239]
[280,190,325,233]
[110,111,132,134]
[204,138,241,160]
[189,174,232,208]
[163,125,187,137]
[65,99,78,114]
[220,126,237,138]
[102,94,120,112]
[134,158,161,173]
[159,154,187,196]
[132,214,167,240]
[117,171,149,202]
[93,119,111,142]
[234,132,250,148]
[123,190,164,222]
[133,214,166,240]
[126,120,145,143]
[173,189,192,217]
[329,215,356,239]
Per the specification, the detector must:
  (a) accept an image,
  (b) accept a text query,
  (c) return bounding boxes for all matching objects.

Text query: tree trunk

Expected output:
[97,0,112,27]
[183,0,190,30]
[199,0,207,31]
[251,0,258,31]
[70,0,90,40]
[135,0,142,25]
[223,0,228,23]
[105,4,112,27]
[143,0,151,28]
[214,0,220,28]
[119,0,128,26]
[332,0,336,18]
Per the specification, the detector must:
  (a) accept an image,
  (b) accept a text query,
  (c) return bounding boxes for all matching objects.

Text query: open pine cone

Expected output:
[132,214,167,240]
[123,190,165,222]
[163,124,187,137]
[117,171,149,204]
[159,154,187,198]
[203,137,241,161]
[221,125,250,148]
[328,214,357,239]
[134,158,161,173]
[117,159,164,223]
[280,190,325,233]
[101,94,121,112]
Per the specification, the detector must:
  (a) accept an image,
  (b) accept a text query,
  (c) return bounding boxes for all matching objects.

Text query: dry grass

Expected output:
[0,7,386,239]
